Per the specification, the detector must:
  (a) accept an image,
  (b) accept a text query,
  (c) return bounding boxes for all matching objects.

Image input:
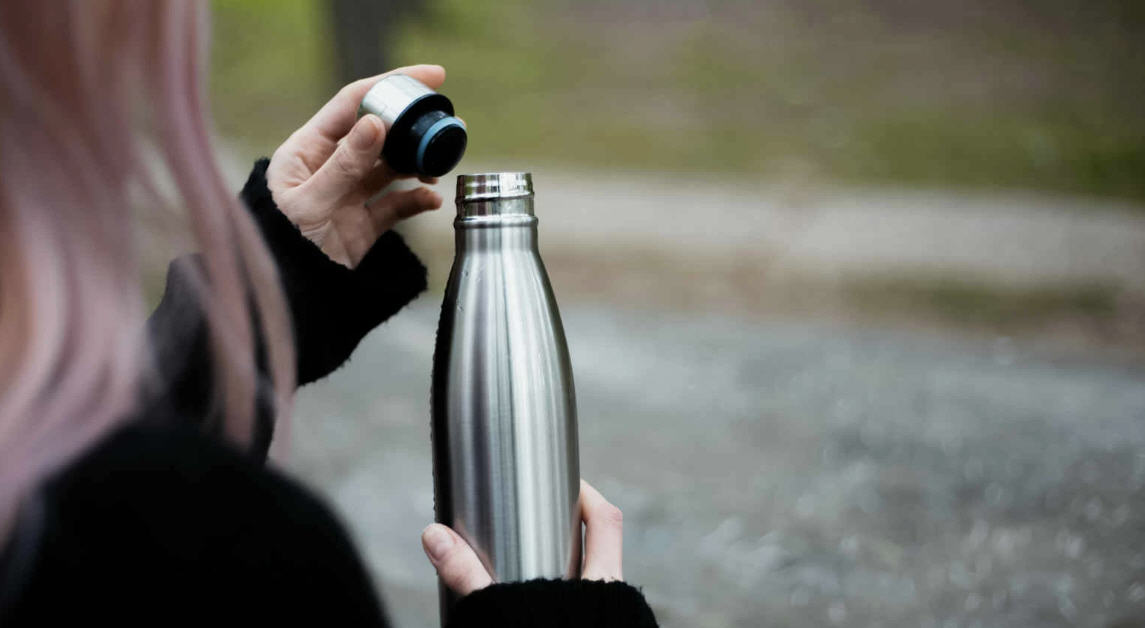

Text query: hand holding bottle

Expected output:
[421,480,625,596]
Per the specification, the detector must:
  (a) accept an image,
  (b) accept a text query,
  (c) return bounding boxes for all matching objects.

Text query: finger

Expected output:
[367,187,443,231]
[360,164,436,196]
[421,524,493,596]
[358,162,398,198]
[302,114,386,202]
[305,64,446,141]
[358,160,414,196]
[580,479,623,581]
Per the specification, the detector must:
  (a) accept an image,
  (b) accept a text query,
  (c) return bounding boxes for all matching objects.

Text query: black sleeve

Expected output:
[1,424,659,628]
[1,423,390,627]
[239,158,428,386]
[145,158,427,456]
[447,578,658,627]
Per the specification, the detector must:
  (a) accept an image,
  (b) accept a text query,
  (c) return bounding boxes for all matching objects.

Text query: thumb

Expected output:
[421,524,494,596]
[305,114,385,201]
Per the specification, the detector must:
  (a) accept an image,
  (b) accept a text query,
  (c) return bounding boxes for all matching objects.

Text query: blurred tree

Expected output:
[329,0,421,86]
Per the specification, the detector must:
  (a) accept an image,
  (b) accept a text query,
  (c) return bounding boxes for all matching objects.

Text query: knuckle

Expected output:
[600,503,624,527]
[332,150,359,178]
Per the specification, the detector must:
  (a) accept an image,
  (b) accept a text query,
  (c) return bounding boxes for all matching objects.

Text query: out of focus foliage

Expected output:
[212,0,1145,200]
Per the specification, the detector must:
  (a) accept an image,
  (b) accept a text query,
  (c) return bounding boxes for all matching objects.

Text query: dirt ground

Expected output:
[288,298,1145,628]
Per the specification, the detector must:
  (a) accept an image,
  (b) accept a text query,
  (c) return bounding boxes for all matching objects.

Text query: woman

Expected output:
[0,2,657,626]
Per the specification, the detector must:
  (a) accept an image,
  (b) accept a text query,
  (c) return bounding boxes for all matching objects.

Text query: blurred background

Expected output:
[207,1,1144,626]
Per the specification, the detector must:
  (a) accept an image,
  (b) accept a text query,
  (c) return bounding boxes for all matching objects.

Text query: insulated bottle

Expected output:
[431,172,581,621]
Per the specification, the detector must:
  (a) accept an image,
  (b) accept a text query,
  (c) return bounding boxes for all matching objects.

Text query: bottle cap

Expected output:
[358,74,467,177]
[416,115,467,177]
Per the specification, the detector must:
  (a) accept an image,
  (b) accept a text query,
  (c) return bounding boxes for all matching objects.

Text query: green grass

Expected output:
[210,0,334,151]
[210,0,1145,201]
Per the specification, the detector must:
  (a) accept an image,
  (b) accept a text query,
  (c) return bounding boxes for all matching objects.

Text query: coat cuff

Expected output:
[447,579,659,628]
[240,158,428,385]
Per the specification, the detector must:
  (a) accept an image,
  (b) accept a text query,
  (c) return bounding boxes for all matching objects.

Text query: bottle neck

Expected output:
[453,173,538,252]
[456,196,535,221]
[454,198,538,253]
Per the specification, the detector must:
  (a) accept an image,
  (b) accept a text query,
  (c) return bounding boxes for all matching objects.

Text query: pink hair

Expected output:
[0,1,295,538]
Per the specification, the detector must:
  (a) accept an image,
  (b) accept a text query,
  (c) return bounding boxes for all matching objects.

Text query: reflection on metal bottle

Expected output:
[431,172,581,623]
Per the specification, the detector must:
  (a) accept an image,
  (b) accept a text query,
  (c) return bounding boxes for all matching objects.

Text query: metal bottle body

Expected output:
[431,174,580,618]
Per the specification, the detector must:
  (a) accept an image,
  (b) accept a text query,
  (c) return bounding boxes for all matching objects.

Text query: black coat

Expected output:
[0,160,658,628]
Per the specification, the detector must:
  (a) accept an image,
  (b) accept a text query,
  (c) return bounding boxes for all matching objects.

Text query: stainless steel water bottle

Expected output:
[431,172,581,621]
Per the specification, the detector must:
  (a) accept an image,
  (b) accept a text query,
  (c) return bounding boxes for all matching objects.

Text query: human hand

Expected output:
[421,480,625,596]
[266,64,447,268]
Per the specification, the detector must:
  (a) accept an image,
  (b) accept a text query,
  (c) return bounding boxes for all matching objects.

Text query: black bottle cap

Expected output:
[413,112,468,177]
[378,93,468,177]
[359,75,469,176]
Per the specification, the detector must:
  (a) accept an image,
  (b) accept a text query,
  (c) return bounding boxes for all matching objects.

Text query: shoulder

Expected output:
[1,422,386,626]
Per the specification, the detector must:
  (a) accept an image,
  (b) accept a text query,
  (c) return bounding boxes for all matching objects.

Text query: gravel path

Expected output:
[288,299,1145,628]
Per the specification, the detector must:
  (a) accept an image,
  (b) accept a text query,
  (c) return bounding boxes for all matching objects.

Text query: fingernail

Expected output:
[422,524,453,561]
[351,116,381,150]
